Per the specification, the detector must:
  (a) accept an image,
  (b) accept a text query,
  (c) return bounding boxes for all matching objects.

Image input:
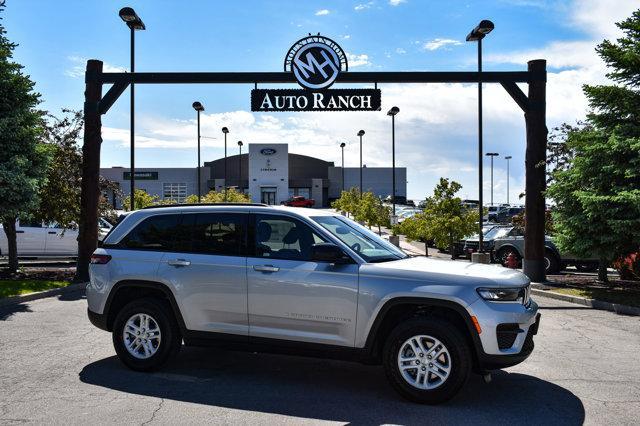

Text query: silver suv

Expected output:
[87,204,540,404]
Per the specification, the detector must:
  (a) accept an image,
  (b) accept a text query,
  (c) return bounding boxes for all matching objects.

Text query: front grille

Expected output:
[496,323,522,349]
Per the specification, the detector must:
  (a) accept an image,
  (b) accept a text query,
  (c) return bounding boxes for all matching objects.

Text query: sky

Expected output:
[3,0,638,201]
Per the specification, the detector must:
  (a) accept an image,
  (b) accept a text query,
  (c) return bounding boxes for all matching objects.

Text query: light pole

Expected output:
[238,141,243,193]
[505,155,512,204]
[119,7,145,211]
[339,142,346,193]
[221,127,229,200]
[192,101,204,202]
[466,19,494,254]
[387,106,399,218]
[357,130,365,196]
[486,152,499,206]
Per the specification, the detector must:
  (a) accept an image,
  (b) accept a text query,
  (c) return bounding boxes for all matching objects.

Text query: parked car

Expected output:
[495,207,524,224]
[281,196,315,207]
[493,233,598,274]
[485,206,505,223]
[462,224,512,255]
[0,220,78,257]
[87,204,540,404]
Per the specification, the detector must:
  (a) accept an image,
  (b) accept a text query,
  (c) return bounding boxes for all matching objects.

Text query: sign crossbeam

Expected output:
[97,70,538,85]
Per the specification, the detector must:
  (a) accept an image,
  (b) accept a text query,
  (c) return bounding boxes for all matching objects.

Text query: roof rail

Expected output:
[141,202,270,210]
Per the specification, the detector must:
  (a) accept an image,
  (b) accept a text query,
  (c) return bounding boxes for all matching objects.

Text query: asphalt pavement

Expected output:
[0,291,639,425]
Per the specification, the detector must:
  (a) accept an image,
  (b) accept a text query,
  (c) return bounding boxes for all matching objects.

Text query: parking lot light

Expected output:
[238,141,244,193]
[340,142,346,193]
[192,102,205,202]
[486,152,499,206]
[221,127,229,200]
[505,155,512,204]
[387,107,400,217]
[357,130,365,196]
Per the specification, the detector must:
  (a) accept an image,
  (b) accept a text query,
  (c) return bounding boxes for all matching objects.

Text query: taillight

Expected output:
[90,254,112,264]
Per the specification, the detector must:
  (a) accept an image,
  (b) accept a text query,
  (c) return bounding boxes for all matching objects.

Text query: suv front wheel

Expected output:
[112,298,181,371]
[383,318,471,404]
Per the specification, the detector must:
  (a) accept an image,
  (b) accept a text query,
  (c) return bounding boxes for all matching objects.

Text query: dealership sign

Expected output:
[251,35,381,112]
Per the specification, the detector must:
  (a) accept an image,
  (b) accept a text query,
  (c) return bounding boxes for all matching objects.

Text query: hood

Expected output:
[362,256,529,288]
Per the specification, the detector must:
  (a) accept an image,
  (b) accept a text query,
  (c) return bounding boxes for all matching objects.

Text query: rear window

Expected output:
[119,214,181,250]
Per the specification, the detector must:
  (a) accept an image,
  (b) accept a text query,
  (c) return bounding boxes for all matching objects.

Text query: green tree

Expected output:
[124,189,163,211]
[547,10,640,282]
[36,110,83,229]
[395,212,433,254]
[185,188,251,204]
[421,178,476,259]
[353,192,390,234]
[331,187,360,217]
[0,10,51,272]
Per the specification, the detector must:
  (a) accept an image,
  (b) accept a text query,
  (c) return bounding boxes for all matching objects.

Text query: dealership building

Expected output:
[100,143,406,208]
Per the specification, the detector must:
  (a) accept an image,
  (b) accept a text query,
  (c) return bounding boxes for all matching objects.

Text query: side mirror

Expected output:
[310,243,352,264]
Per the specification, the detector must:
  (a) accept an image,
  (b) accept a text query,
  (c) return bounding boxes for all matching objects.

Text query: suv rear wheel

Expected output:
[383,318,471,404]
[112,298,181,371]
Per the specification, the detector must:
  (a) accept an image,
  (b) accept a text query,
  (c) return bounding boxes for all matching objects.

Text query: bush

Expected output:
[613,251,640,281]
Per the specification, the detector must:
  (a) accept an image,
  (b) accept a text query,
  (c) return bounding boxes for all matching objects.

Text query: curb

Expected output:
[0,282,87,308]
[531,287,640,316]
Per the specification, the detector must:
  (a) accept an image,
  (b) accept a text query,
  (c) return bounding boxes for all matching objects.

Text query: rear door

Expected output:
[16,220,47,255]
[156,212,249,336]
[247,214,359,347]
[44,223,78,256]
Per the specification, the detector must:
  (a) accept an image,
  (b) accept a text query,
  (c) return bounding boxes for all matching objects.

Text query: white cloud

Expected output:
[354,2,374,11]
[422,38,462,51]
[347,53,371,67]
[65,56,126,78]
[315,9,330,16]
[389,0,406,5]
[342,34,351,39]
[396,48,407,54]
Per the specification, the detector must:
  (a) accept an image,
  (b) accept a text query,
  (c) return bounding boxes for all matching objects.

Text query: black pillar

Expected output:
[523,59,547,282]
[76,60,104,282]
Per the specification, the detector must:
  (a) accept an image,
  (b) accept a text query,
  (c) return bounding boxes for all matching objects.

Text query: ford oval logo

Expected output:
[260,148,277,156]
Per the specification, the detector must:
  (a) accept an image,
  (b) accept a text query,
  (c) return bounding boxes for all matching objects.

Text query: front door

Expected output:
[260,187,277,205]
[247,214,359,347]
[156,212,249,336]
[16,220,47,255]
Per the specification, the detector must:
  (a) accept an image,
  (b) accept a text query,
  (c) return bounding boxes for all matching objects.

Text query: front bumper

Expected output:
[467,295,540,371]
[87,308,109,331]
[477,313,540,370]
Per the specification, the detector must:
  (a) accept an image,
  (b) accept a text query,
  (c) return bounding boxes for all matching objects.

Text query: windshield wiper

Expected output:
[369,256,402,263]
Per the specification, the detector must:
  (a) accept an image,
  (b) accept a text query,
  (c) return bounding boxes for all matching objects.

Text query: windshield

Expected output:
[311,215,407,263]
[484,227,513,240]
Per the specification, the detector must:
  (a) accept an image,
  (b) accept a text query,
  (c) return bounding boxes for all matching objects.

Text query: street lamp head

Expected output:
[505,155,512,160]
[192,101,204,112]
[221,127,229,134]
[119,7,145,30]
[238,141,243,147]
[486,152,500,157]
[357,130,365,137]
[466,19,494,41]
[340,142,346,148]
[387,106,400,116]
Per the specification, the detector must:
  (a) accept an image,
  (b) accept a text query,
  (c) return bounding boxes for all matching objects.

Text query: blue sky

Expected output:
[4,0,637,200]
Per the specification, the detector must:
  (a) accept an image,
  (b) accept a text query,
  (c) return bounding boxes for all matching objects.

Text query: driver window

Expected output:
[254,215,325,261]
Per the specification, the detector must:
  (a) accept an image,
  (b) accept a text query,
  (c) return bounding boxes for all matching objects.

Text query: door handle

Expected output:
[168,259,191,267]
[48,231,57,235]
[16,230,24,234]
[253,265,279,273]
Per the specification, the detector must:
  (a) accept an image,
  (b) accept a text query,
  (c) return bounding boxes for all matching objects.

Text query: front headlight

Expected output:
[477,286,528,303]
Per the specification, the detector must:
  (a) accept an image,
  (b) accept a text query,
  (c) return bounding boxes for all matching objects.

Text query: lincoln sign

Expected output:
[251,35,381,112]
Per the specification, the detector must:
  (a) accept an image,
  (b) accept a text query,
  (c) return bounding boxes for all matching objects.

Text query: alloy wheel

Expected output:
[122,313,162,359]
[397,335,451,390]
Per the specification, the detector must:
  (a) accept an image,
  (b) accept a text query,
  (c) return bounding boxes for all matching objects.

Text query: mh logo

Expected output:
[285,35,348,90]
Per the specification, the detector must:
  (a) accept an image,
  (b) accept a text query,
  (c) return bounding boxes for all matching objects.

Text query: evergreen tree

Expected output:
[548,10,640,282]
[0,8,50,272]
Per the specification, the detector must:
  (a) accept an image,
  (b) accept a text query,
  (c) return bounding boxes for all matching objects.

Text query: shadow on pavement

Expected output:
[0,303,32,320]
[80,347,585,424]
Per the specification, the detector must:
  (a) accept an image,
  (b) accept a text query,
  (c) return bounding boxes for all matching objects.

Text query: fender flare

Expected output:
[103,280,187,333]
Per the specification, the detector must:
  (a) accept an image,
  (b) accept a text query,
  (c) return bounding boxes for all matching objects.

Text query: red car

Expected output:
[282,196,315,207]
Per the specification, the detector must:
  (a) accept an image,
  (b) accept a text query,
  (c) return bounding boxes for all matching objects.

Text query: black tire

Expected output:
[545,250,561,274]
[496,246,521,268]
[383,318,472,404]
[112,297,181,372]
